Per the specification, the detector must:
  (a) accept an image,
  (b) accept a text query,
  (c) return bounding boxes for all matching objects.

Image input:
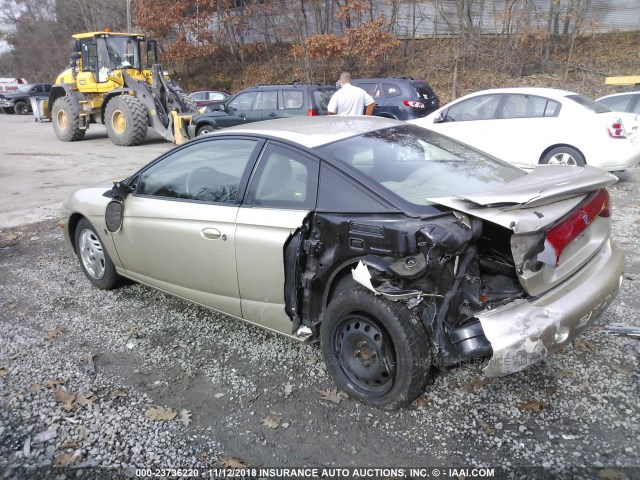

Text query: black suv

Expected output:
[0,83,53,115]
[187,83,336,137]
[351,77,439,120]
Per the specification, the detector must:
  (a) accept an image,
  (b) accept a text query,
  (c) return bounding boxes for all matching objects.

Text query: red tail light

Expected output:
[307,109,317,116]
[403,100,425,109]
[541,189,611,266]
[607,119,627,138]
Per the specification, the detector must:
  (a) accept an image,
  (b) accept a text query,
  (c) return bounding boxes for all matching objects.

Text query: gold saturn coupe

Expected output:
[61,116,624,409]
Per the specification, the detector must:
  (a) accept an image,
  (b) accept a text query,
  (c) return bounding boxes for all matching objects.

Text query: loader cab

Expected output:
[73,33,151,86]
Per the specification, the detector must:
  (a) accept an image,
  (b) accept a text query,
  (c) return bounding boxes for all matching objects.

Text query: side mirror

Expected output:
[434,112,447,124]
[105,201,123,232]
[104,180,134,201]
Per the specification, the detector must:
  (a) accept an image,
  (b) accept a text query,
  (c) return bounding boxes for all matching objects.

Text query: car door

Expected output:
[221,91,262,127]
[277,89,306,119]
[487,93,564,167]
[235,142,319,334]
[432,94,503,147]
[430,93,542,167]
[257,90,279,120]
[112,138,263,317]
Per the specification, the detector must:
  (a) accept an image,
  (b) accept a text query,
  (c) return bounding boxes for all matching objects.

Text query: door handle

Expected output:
[201,228,221,239]
[267,112,278,118]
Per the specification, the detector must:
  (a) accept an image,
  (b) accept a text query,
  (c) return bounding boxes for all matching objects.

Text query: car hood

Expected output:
[430,165,617,234]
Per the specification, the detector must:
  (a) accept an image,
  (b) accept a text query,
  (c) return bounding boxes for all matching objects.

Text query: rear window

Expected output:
[317,125,524,207]
[566,94,611,113]
[411,81,436,101]
[312,88,336,114]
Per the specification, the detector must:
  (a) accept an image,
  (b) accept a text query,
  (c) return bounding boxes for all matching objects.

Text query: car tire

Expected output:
[540,147,585,167]
[14,100,29,115]
[74,218,120,290]
[105,95,148,146]
[197,124,215,136]
[320,286,432,409]
[52,96,86,141]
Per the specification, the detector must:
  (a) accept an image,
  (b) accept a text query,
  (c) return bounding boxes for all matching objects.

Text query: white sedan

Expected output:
[411,87,640,171]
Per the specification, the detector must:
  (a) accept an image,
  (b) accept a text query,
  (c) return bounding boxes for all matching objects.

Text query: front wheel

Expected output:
[74,218,120,289]
[105,95,148,146]
[14,100,29,115]
[197,124,215,136]
[320,286,432,409]
[52,96,86,141]
[540,146,585,167]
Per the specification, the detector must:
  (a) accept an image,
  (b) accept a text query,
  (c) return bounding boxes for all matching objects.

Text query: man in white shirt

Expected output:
[327,72,375,116]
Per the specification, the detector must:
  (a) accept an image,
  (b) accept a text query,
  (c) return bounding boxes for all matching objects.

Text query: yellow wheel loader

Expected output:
[48,31,197,146]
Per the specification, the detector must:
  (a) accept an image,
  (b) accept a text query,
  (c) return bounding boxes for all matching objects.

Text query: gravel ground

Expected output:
[1,167,639,479]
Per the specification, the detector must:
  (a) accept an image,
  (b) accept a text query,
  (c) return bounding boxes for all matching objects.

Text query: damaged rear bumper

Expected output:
[478,239,624,377]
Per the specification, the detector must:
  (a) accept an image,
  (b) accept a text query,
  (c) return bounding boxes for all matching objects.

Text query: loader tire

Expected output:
[105,95,148,146]
[52,96,86,142]
[178,93,199,114]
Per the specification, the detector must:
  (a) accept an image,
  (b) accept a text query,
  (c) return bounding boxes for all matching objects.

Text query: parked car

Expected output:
[188,90,229,107]
[0,83,53,114]
[597,92,640,115]
[187,84,336,137]
[351,77,439,120]
[411,87,640,171]
[61,116,623,409]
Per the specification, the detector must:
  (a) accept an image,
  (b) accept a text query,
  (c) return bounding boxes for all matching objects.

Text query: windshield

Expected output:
[317,125,525,206]
[16,85,33,93]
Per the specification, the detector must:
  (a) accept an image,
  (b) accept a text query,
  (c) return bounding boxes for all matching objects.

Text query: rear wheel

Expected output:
[540,146,585,167]
[52,96,86,142]
[74,218,120,289]
[105,95,148,146]
[320,286,432,409]
[14,100,29,115]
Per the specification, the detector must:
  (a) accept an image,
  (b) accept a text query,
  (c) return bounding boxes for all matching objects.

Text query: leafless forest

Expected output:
[1,0,638,102]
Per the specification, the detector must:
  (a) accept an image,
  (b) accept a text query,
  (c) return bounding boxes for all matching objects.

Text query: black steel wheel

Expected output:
[320,286,431,409]
[14,100,29,115]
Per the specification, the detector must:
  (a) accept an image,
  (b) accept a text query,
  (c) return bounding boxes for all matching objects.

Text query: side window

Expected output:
[138,139,259,203]
[357,82,380,99]
[256,90,278,110]
[317,164,392,212]
[228,92,257,112]
[383,83,401,98]
[246,144,319,209]
[282,90,304,109]
[191,92,206,101]
[511,95,561,118]
[44,84,52,93]
[501,94,529,118]
[446,95,501,121]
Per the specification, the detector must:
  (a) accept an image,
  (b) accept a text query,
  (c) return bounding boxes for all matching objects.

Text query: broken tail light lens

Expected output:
[607,119,627,138]
[403,100,425,109]
[307,109,317,116]
[541,189,611,266]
